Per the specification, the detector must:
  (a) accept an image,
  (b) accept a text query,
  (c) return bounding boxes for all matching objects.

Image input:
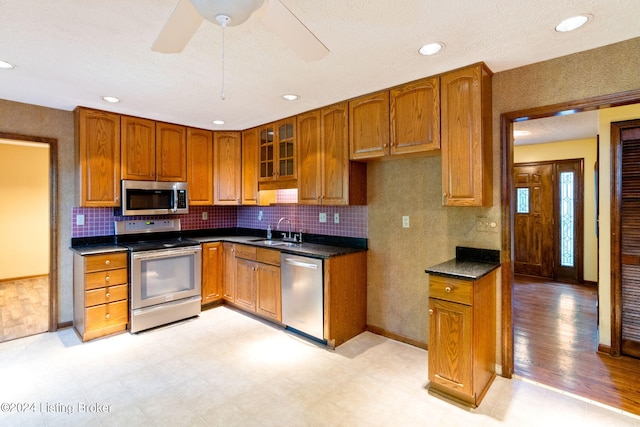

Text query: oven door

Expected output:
[131,246,202,310]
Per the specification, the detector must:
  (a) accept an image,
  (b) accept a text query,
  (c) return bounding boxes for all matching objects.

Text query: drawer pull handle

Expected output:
[105,260,111,265]
[429,309,433,315]
[105,293,111,298]
[105,313,110,319]
[445,286,452,293]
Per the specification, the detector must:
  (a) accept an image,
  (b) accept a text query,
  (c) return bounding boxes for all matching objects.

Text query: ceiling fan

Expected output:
[152,0,329,62]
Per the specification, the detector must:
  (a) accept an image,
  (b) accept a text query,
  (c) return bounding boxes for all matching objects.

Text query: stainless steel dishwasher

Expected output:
[281,254,324,341]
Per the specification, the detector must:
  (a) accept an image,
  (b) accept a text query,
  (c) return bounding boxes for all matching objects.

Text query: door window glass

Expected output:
[560,171,575,267]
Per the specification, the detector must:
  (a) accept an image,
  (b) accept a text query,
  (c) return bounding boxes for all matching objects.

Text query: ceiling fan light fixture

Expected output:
[555,14,591,32]
[0,60,15,69]
[191,0,265,27]
[282,94,299,101]
[101,96,120,103]
[418,42,444,56]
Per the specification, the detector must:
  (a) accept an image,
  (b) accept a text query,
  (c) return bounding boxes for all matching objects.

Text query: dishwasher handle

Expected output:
[284,258,319,269]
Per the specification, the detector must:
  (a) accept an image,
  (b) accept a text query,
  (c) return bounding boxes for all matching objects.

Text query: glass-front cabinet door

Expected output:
[258,118,296,182]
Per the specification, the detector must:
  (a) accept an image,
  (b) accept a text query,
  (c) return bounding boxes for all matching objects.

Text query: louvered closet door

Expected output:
[621,126,640,358]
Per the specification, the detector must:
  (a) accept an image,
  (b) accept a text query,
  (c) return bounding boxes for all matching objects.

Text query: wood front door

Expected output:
[514,160,584,282]
[514,163,554,277]
[611,119,640,359]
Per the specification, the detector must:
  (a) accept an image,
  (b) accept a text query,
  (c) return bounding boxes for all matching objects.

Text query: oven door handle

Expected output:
[172,184,178,213]
[132,246,201,260]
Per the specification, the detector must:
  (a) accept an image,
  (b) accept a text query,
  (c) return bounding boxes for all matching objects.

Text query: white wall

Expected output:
[0,140,49,280]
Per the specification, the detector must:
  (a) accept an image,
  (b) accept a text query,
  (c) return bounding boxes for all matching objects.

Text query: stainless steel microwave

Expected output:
[121,180,189,216]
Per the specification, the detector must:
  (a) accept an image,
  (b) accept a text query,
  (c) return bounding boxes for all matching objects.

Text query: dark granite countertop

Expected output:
[70,244,128,256]
[425,246,500,280]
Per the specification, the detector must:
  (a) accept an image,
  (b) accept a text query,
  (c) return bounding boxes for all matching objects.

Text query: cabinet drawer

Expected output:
[256,248,280,266]
[85,300,128,331]
[85,268,128,290]
[429,276,472,305]
[85,284,128,307]
[85,252,127,272]
[235,244,257,261]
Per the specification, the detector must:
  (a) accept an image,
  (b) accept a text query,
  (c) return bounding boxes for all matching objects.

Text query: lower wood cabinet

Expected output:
[427,270,497,407]
[73,251,129,342]
[201,242,223,305]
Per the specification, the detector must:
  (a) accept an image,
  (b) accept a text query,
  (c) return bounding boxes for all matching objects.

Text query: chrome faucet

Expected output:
[277,217,294,241]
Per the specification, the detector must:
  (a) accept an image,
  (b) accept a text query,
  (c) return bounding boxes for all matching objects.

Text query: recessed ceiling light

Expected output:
[555,14,591,32]
[0,60,15,69]
[513,130,531,137]
[101,96,120,103]
[418,42,444,56]
[212,120,225,125]
[282,94,299,101]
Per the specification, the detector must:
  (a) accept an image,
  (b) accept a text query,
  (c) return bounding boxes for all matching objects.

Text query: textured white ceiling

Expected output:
[1,0,639,136]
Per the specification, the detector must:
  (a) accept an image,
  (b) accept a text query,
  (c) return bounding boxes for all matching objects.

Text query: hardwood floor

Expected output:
[514,275,640,416]
[0,276,49,342]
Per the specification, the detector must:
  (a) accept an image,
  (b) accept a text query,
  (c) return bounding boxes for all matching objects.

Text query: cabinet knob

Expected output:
[105,313,111,319]
[390,142,395,147]
[445,286,452,293]
[105,276,110,282]
[105,260,111,265]
[105,292,111,299]
[383,143,388,148]
[429,309,433,315]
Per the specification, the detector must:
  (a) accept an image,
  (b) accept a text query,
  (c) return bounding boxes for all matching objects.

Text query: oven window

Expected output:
[140,253,195,298]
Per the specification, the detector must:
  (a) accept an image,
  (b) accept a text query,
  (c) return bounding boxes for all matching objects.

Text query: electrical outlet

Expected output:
[319,213,327,223]
[402,216,410,228]
[202,211,208,221]
[258,210,263,221]
[334,213,339,224]
[77,214,85,226]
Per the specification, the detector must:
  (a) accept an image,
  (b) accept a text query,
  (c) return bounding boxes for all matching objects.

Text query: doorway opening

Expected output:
[0,133,58,342]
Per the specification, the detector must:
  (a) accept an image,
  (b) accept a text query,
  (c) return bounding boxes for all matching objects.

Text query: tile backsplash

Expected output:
[72,205,368,239]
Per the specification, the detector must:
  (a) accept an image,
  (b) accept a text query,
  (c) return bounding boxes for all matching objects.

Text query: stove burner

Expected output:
[121,238,200,252]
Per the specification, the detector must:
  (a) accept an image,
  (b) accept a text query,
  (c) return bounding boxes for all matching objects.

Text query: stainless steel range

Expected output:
[115,219,201,333]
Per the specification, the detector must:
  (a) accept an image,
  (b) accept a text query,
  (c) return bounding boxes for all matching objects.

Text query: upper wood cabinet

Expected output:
[75,107,122,207]
[187,128,213,205]
[440,63,493,207]
[214,131,242,205]
[349,91,390,160]
[121,118,187,182]
[259,117,297,189]
[241,127,259,205]
[156,122,187,182]
[298,103,366,205]
[121,116,156,181]
[390,76,440,154]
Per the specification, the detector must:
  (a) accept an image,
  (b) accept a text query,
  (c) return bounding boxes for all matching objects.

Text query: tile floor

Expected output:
[0,306,638,427]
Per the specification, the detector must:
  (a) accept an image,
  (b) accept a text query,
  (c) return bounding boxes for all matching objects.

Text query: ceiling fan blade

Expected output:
[152,0,204,53]
[260,0,329,62]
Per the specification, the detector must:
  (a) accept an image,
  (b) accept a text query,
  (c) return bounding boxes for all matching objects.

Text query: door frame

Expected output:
[0,132,58,333]
[500,88,640,377]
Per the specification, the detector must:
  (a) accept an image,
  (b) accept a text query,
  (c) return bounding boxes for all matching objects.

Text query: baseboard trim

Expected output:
[597,344,611,355]
[57,321,73,330]
[366,325,428,350]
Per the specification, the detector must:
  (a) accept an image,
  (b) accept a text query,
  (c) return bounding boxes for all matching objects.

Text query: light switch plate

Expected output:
[402,216,410,228]
[202,211,208,221]
[77,214,85,226]
[319,213,327,223]
[334,213,339,224]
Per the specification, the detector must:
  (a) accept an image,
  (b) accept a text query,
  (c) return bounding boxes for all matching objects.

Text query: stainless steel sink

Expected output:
[251,239,300,248]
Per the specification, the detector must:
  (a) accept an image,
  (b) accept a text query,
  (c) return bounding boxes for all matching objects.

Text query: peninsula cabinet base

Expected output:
[428,373,496,408]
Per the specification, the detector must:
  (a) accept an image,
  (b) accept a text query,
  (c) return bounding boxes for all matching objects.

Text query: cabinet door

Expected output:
[256,263,281,321]
[235,258,256,311]
[428,298,473,398]
[349,91,389,160]
[156,122,187,182]
[258,124,275,182]
[321,102,352,205]
[222,243,236,302]
[202,242,223,305]
[441,64,492,206]
[75,108,121,207]
[297,109,322,205]
[390,77,440,155]
[214,131,242,205]
[121,116,156,180]
[187,128,213,205]
[241,127,259,205]
[276,117,297,180]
